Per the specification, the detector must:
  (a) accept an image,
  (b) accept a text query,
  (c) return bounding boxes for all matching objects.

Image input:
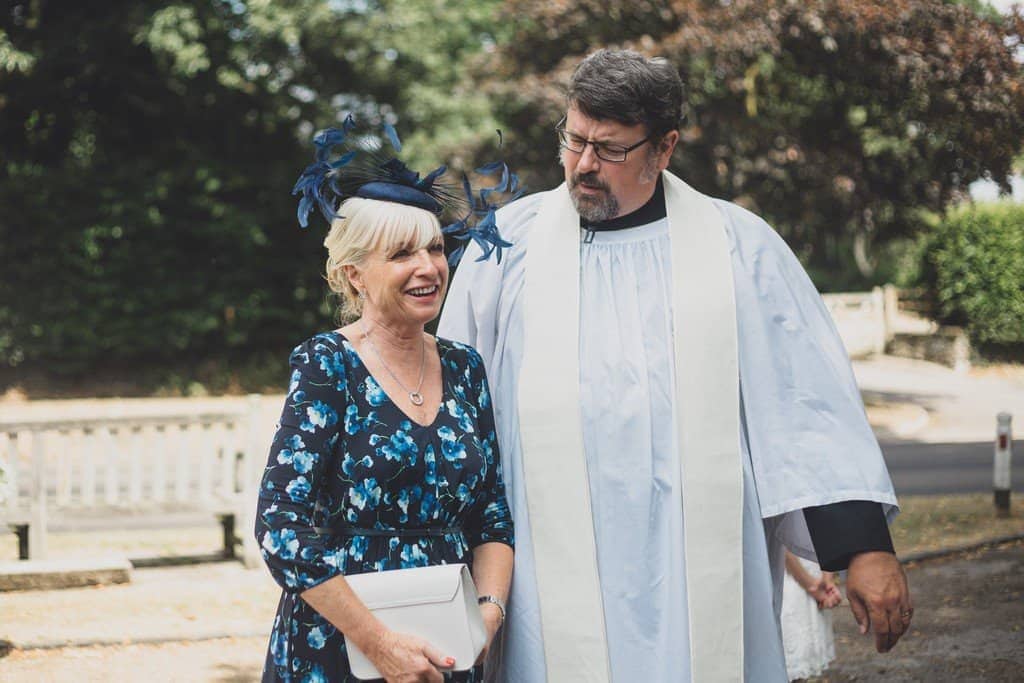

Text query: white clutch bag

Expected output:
[343,563,487,680]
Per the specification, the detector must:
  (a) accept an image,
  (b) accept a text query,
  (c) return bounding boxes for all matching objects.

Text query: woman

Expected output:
[256,185,514,682]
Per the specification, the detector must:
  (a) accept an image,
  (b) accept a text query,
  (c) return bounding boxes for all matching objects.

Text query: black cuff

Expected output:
[803,500,894,572]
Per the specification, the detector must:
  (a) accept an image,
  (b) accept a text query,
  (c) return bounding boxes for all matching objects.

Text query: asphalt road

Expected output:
[882,439,1024,495]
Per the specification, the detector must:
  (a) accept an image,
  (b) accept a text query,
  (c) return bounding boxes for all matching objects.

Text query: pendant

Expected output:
[409,392,424,406]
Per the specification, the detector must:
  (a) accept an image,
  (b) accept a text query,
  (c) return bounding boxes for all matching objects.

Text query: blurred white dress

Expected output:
[781,557,836,681]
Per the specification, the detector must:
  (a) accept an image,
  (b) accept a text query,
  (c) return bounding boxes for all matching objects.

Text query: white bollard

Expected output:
[994,413,1013,517]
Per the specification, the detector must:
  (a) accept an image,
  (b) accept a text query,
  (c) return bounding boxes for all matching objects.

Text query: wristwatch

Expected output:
[477,594,506,623]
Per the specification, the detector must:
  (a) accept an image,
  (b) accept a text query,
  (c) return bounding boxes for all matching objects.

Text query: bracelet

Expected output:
[477,594,506,623]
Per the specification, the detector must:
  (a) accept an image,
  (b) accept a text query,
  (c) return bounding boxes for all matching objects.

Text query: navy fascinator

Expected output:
[292,115,522,265]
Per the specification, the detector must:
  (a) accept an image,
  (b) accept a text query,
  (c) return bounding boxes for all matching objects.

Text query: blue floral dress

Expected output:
[256,331,514,682]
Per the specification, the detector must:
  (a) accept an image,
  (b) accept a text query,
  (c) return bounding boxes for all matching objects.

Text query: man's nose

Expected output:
[576,142,601,174]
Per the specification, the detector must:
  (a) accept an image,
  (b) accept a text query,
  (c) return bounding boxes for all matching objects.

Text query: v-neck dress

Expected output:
[256,331,514,682]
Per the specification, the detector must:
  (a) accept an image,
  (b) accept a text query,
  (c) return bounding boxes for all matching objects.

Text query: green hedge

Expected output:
[922,203,1024,345]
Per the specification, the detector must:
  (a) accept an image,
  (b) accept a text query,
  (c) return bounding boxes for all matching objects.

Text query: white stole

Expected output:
[517,171,744,681]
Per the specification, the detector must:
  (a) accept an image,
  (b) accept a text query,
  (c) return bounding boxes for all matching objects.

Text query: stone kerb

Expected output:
[0,556,131,592]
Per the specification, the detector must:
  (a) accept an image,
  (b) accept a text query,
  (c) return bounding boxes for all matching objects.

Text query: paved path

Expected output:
[821,540,1024,682]
[3,542,1021,681]
[0,562,278,650]
[852,355,1024,445]
[0,562,275,681]
[0,637,266,682]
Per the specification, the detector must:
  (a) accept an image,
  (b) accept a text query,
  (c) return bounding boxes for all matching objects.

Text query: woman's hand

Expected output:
[365,629,455,683]
[475,602,504,664]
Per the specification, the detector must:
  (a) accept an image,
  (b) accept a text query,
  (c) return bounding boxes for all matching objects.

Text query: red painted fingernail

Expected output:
[446,657,455,666]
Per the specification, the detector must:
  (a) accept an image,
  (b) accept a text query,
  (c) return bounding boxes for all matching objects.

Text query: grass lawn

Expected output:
[893,492,1024,557]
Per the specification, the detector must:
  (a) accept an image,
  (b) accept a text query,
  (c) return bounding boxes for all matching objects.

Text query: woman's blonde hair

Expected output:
[324,197,443,321]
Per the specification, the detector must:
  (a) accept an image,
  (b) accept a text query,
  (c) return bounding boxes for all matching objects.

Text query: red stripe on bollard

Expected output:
[994,412,1012,518]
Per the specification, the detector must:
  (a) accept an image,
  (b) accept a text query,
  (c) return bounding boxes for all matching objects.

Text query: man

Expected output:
[439,49,911,682]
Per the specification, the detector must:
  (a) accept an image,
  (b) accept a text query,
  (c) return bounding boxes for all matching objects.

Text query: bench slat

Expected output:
[30,431,48,559]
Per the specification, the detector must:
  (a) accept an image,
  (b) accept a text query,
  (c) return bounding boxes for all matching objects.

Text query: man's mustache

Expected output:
[571,172,610,193]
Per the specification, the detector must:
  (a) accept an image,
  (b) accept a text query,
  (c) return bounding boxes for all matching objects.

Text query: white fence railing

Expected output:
[0,396,265,566]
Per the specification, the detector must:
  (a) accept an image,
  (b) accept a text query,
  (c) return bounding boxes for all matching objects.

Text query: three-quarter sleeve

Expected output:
[463,346,515,550]
[255,338,347,593]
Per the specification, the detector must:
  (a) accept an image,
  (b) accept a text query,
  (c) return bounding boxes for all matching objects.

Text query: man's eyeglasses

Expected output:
[555,116,651,163]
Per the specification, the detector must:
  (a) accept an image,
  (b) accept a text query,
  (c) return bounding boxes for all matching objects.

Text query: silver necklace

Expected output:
[359,319,426,406]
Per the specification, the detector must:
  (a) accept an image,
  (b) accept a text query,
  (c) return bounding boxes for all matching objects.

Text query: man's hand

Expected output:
[845,551,913,653]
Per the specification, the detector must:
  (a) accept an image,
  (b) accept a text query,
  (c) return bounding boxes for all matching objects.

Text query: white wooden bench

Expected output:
[0,396,264,566]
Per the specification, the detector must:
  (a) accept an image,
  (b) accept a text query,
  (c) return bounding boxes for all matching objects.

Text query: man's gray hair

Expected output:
[567,49,685,143]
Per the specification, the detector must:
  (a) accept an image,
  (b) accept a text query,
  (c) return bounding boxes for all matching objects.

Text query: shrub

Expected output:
[922,203,1024,345]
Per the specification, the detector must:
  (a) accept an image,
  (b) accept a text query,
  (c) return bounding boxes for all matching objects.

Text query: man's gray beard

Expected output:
[562,148,661,222]
[570,187,619,222]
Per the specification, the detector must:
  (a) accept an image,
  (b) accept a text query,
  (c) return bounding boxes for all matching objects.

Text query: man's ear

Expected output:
[658,130,680,168]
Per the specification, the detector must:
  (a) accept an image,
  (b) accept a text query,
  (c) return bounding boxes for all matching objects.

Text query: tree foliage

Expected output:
[480,0,1024,281]
[2,0,1023,389]
[921,203,1024,345]
[0,0,503,383]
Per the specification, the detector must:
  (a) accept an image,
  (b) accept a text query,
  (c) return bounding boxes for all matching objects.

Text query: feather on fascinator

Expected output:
[292,114,521,265]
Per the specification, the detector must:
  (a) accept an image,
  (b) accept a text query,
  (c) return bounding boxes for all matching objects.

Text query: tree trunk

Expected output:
[853,209,877,278]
